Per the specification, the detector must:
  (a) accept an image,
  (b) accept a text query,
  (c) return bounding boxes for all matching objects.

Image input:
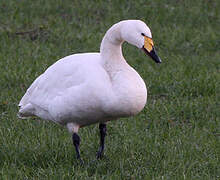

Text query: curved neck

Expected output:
[100,23,126,67]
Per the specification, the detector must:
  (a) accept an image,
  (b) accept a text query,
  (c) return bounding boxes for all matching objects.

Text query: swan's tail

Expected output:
[17,103,35,119]
[17,111,28,119]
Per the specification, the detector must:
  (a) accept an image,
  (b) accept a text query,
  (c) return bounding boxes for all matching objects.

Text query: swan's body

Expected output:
[19,52,146,126]
[18,20,161,159]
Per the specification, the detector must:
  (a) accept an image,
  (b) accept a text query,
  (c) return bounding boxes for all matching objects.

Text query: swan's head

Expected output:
[120,20,162,63]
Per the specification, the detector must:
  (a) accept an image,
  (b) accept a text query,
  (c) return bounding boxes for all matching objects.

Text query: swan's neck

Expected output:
[100,23,126,68]
[99,23,147,116]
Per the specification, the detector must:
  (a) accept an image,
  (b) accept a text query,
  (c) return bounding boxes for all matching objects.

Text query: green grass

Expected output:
[0,0,219,179]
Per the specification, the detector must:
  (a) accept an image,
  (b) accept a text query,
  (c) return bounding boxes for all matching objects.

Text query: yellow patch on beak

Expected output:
[144,36,154,52]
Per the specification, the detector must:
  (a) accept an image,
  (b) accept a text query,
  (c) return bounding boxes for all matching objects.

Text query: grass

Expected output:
[0,0,219,179]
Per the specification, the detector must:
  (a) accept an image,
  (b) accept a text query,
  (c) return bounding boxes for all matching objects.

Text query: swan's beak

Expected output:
[142,36,162,63]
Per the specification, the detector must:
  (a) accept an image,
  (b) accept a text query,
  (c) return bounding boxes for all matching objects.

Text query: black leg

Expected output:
[97,123,107,159]
[72,133,81,160]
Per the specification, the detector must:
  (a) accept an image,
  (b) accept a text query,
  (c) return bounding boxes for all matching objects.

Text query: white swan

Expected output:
[18,20,161,160]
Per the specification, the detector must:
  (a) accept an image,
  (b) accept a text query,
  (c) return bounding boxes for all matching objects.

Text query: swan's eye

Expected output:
[141,33,145,36]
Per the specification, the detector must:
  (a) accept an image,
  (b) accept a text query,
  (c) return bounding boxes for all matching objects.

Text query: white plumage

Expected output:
[18,20,161,159]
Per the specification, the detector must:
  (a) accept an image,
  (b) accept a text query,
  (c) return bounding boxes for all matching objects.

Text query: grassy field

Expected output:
[0,0,219,179]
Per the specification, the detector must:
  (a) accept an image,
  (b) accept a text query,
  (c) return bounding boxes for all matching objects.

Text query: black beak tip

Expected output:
[142,47,162,64]
[155,57,162,64]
